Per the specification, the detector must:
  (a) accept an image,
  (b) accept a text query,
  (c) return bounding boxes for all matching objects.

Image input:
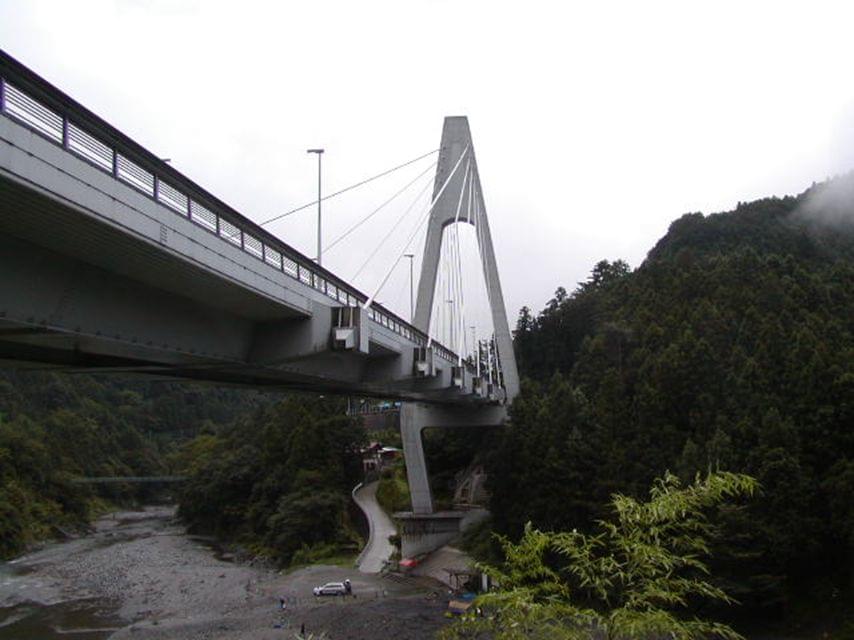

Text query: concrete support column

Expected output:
[396,401,509,556]
[400,402,433,514]
[400,401,509,516]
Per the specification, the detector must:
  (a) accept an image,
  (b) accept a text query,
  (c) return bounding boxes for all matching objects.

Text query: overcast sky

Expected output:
[3,0,854,343]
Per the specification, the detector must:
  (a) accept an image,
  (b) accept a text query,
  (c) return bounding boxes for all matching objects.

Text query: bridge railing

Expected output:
[0,51,464,369]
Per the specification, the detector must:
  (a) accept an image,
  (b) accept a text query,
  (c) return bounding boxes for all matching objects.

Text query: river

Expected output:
[0,506,179,639]
[0,505,450,639]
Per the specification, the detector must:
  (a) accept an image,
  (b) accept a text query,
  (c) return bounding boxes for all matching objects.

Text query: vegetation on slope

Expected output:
[0,371,273,558]
[376,462,411,514]
[0,368,368,567]
[491,176,854,625]
[447,472,757,640]
[175,394,366,565]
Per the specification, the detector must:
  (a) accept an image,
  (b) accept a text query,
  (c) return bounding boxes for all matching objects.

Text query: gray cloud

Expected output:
[796,172,854,229]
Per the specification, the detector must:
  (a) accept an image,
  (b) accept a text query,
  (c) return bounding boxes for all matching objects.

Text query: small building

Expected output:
[361,442,401,473]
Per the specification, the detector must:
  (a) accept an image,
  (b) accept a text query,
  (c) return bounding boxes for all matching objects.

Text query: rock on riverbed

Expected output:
[0,506,451,639]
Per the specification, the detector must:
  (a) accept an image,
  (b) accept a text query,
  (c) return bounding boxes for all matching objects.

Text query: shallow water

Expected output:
[0,514,145,639]
[0,597,122,640]
[0,507,254,639]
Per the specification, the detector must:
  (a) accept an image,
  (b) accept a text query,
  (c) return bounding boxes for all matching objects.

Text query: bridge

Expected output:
[0,50,519,555]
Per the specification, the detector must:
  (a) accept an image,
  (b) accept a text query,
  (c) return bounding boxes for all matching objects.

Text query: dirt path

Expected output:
[0,506,452,639]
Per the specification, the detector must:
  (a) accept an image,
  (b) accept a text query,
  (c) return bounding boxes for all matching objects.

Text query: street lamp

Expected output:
[307,148,324,266]
[445,299,454,348]
[403,254,414,322]
[470,325,477,373]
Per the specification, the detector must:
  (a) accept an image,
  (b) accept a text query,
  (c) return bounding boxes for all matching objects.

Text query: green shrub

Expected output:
[376,464,411,513]
[445,471,757,640]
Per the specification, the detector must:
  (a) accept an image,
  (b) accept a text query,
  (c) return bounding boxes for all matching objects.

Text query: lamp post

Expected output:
[445,299,454,348]
[403,253,414,322]
[307,148,324,266]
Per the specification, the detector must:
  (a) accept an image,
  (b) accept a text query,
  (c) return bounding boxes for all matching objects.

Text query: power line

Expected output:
[362,146,470,311]
[351,175,433,281]
[259,149,439,226]
[324,161,437,253]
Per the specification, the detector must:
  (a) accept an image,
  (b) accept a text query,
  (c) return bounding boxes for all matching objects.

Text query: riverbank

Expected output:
[0,506,452,639]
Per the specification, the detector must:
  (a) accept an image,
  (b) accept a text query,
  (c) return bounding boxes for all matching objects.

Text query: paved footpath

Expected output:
[353,481,396,573]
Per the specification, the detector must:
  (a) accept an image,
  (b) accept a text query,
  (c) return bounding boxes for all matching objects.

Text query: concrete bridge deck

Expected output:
[0,50,497,406]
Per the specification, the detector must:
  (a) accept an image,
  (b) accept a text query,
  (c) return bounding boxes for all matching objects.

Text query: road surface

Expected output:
[353,481,396,573]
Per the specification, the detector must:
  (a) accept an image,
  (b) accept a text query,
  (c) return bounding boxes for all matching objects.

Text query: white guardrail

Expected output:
[0,51,465,367]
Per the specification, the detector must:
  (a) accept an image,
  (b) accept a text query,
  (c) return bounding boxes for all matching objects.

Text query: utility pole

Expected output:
[404,254,414,322]
[307,148,324,266]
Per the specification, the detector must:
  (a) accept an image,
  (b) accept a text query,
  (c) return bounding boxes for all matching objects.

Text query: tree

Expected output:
[487,375,601,537]
[176,393,366,564]
[503,180,854,615]
[445,471,757,640]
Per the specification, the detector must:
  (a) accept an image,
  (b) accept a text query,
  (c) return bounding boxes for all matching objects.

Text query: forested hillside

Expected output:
[176,395,366,565]
[0,371,274,558]
[0,366,368,567]
[494,175,854,619]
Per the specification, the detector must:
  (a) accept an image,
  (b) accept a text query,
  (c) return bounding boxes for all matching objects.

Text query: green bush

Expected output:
[376,464,411,513]
[445,471,757,640]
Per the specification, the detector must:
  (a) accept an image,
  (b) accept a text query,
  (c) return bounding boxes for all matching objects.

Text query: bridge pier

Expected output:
[396,401,506,557]
[397,511,466,558]
[400,402,434,514]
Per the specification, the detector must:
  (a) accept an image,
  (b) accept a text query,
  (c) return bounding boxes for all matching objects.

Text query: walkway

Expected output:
[353,481,396,573]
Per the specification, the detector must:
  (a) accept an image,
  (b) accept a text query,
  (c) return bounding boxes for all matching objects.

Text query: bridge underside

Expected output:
[0,170,473,404]
[0,240,444,403]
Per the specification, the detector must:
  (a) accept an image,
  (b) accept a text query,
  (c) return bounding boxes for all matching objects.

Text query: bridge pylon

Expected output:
[397,117,519,557]
[413,116,519,400]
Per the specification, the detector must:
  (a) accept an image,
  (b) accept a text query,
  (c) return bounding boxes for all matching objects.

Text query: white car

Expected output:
[313,582,347,597]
